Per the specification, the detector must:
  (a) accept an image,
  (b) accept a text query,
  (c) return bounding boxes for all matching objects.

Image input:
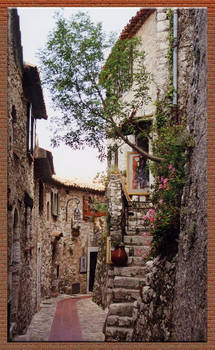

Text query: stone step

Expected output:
[109,302,134,317]
[127,256,147,266]
[125,245,150,257]
[105,326,133,341]
[124,235,152,246]
[128,211,147,218]
[112,288,140,302]
[114,276,142,289]
[125,225,149,236]
[106,315,134,327]
[113,266,145,277]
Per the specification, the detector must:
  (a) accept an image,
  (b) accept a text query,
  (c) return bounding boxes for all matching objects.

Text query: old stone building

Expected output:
[34,148,105,303]
[103,8,207,342]
[7,9,47,338]
[7,9,105,340]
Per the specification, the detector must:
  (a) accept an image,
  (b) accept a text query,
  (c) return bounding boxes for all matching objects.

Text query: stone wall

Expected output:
[93,173,123,309]
[92,232,108,309]
[132,257,176,341]
[7,9,37,336]
[170,8,207,341]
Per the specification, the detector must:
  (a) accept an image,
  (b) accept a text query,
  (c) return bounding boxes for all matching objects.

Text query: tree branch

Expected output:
[108,116,164,163]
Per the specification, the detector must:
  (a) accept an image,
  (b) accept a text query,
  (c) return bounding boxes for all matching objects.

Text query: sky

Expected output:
[17,7,140,180]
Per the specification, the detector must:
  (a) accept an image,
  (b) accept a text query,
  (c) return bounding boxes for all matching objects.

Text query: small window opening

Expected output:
[39,180,44,214]
[56,265,59,278]
[47,202,50,221]
[12,105,17,123]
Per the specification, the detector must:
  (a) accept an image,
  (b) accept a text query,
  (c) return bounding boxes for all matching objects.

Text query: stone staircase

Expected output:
[104,202,152,342]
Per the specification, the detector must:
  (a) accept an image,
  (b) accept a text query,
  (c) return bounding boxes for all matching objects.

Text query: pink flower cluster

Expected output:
[138,237,151,260]
[169,164,176,172]
[143,208,156,223]
[158,176,169,189]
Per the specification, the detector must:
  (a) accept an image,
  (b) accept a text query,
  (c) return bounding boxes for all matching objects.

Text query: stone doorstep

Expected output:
[113,266,146,277]
[106,315,134,327]
[109,302,134,317]
[124,235,152,246]
[112,288,140,302]
[114,276,142,289]
[105,326,133,341]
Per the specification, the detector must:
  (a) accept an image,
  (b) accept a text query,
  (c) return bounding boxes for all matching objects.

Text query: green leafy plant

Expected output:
[38,11,162,162]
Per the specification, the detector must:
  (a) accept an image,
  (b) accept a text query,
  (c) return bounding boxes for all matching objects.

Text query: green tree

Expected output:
[38,11,163,162]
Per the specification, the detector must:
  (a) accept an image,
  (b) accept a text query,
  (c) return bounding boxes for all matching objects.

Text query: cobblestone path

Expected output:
[13,294,108,342]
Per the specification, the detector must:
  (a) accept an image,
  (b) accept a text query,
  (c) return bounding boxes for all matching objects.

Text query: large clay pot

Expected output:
[111,245,128,266]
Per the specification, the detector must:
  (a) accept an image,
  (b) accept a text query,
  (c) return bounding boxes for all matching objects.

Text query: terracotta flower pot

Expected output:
[111,245,128,267]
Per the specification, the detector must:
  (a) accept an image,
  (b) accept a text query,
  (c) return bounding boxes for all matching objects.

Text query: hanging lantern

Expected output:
[73,206,81,221]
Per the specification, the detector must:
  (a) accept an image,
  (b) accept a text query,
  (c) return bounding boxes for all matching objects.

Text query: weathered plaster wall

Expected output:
[109,9,170,195]
[170,8,207,341]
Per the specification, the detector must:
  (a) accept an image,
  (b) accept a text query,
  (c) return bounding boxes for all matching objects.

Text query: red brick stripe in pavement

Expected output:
[48,296,91,342]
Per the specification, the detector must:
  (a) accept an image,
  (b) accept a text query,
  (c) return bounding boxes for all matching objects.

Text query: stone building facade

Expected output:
[107,8,170,196]
[7,9,47,338]
[34,149,105,304]
[7,9,105,340]
[104,8,207,342]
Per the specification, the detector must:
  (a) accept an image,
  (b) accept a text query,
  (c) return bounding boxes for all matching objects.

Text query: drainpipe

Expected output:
[173,9,178,107]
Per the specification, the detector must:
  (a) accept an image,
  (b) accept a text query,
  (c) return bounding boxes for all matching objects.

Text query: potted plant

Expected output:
[111,238,128,267]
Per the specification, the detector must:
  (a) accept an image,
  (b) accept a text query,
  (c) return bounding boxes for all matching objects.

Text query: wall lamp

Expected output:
[66,197,81,222]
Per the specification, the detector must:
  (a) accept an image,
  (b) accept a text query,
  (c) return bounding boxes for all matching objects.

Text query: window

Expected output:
[27,103,36,153]
[56,265,59,278]
[39,180,44,214]
[11,105,17,123]
[51,191,59,217]
[47,202,50,221]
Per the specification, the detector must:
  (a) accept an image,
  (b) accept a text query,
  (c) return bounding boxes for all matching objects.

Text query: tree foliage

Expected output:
[38,11,162,161]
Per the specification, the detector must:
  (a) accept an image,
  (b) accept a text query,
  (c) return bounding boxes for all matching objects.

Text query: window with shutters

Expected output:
[51,191,59,217]
[26,103,36,154]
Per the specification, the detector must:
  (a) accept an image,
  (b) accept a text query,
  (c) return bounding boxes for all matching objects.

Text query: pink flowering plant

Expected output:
[145,122,190,258]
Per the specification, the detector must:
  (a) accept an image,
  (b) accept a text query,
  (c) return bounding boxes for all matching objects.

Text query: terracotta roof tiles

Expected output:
[51,175,105,193]
[119,8,155,40]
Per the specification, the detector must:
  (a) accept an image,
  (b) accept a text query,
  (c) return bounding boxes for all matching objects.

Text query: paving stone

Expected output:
[76,297,108,341]
[13,294,107,342]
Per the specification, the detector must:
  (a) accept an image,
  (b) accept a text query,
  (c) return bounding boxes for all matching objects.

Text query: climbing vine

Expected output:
[142,9,193,259]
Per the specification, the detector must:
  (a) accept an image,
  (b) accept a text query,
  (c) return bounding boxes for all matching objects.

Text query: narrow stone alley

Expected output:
[13,294,108,342]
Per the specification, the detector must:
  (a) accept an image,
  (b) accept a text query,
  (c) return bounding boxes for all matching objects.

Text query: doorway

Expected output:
[87,247,98,292]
